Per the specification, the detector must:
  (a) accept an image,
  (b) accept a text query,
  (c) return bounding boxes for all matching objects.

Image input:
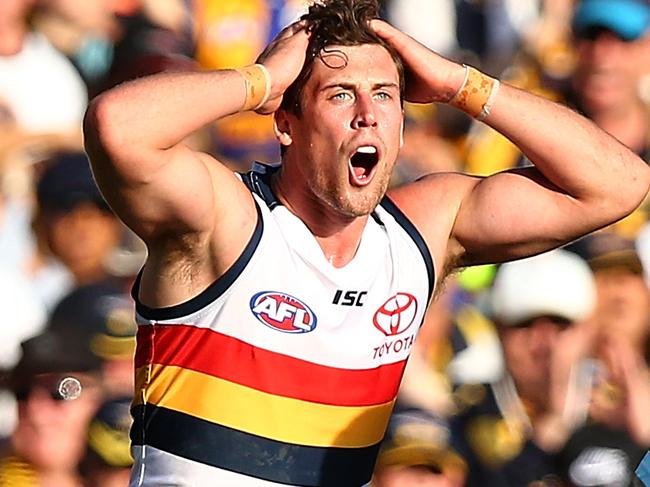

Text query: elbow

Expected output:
[620,160,650,216]
[83,93,127,161]
[592,155,650,222]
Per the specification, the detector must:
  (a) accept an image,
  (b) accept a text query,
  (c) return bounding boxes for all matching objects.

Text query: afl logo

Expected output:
[373,293,418,336]
[250,291,317,334]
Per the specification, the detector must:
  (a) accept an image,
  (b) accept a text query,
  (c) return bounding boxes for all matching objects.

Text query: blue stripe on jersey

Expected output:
[242,163,280,209]
[379,196,435,302]
[131,404,380,486]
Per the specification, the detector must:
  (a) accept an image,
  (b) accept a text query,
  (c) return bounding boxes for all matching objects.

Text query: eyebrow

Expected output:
[321,82,400,92]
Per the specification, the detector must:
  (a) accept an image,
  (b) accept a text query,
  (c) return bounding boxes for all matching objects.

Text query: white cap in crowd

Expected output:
[490,249,597,326]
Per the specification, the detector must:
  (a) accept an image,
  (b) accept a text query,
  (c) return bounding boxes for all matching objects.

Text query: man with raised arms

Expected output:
[83,0,650,485]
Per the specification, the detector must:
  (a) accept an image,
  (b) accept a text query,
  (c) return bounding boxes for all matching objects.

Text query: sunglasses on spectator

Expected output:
[509,315,573,329]
[574,25,646,42]
[14,373,99,402]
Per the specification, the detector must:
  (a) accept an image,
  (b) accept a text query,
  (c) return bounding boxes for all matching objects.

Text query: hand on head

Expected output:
[254,15,469,115]
[369,19,466,104]
[255,20,311,115]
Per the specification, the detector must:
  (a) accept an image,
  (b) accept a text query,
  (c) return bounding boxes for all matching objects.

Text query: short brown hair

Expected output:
[279,0,405,116]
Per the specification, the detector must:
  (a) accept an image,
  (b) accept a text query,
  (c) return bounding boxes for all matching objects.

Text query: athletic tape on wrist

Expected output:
[236,64,271,112]
[449,65,499,120]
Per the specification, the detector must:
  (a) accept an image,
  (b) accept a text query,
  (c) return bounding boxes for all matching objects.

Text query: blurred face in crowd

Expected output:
[593,267,650,346]
[11,373,102,472]
[572,27,650,115]
[0,0,35,55]
[373,465,462,487]
[0,0,34,28]
[84,466,132,487]
[498,316,571,405]
[41,0,117,34]
[36,202,122,284]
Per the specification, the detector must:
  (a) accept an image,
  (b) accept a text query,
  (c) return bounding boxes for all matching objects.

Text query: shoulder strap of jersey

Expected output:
[379,196,436,301]
[240,163,280,209]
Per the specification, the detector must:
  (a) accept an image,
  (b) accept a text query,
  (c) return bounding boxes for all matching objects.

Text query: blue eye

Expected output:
[375,92,391,101]
[331,92,352,101]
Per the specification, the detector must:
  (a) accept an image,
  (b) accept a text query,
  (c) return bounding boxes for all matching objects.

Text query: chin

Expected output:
[337,190,385,217]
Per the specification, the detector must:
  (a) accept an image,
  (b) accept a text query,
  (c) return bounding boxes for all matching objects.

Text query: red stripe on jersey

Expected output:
[135,324,407,407]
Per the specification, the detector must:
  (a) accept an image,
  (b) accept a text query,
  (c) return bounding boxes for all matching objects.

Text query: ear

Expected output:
[399,117,404,149]
[273,111,293,147]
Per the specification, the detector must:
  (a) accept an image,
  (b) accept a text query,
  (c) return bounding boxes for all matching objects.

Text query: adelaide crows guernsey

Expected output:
[129,164,435,487]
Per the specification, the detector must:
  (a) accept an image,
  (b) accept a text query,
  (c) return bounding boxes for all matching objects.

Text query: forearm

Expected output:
[482,82,649,216]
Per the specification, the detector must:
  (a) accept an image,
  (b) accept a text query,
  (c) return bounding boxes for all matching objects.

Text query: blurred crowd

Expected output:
[0,0,648,486]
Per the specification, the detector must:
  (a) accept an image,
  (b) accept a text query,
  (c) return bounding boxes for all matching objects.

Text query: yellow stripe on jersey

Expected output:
[135,364,394,448]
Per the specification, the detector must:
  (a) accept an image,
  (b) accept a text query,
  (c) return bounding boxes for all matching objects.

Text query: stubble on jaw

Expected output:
[314,165,392,218]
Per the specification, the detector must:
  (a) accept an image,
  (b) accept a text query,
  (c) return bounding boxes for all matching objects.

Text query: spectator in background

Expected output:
[34,0,194,97]
[46,282,137,399]
[0,325,103,487]
[463,0,650,235]
[0,280,137,486]
[373,407,466,487]
[190,0,307,168]
[0,269,47,442]
[0,0,88,293]
[570,0,650,162]
[80,396,133,487]
[562,231,650,487]
[571,232,650,361]
[31,151,128,308]
[32,0,123,96]
[0,0,87,141]
[451,249,598,486]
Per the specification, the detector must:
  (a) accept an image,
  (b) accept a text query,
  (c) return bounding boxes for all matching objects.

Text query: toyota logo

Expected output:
[373,293,418,336]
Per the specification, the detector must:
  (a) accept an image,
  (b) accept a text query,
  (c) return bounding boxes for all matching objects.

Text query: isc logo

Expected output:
[250,291,317,334]
[332,290,367,307]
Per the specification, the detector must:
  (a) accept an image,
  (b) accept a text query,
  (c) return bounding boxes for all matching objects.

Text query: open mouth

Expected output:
[349,145,379,186]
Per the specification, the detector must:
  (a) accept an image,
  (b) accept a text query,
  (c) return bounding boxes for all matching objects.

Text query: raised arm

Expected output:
[375,20,650,270]
[83,22,309,244]
[448,80,649,263]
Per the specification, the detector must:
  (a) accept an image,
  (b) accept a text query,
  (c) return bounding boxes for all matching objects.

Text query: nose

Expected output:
[351,93,377,129]
[584,31,625,59]
[528,317,563,348]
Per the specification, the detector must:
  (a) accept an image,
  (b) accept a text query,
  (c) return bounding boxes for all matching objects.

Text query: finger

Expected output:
[369,19,400,42]
[369,19,430,60]
[255,94,283,116]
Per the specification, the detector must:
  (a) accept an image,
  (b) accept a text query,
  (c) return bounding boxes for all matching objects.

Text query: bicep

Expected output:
[452,167,591,265]
[88,143,240,242]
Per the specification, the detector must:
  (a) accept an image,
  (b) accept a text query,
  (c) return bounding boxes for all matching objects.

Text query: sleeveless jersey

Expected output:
[129,163,435,487]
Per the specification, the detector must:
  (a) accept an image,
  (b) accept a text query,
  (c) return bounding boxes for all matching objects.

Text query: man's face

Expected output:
[572,28,650,114]
[281,43,403,218]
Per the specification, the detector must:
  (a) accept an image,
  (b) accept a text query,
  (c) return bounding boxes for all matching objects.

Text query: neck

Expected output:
[272,167,368,267]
